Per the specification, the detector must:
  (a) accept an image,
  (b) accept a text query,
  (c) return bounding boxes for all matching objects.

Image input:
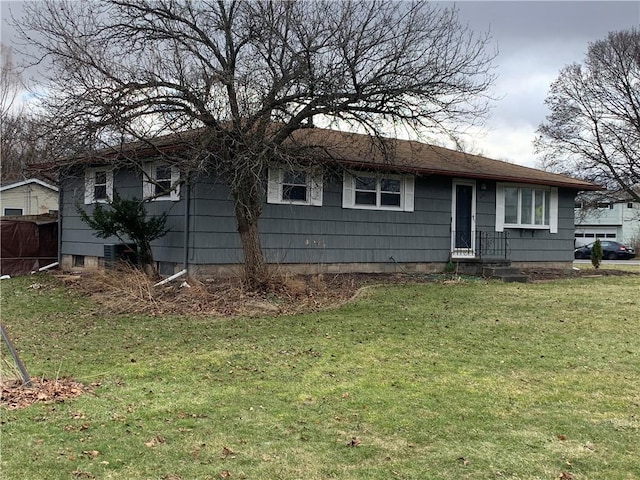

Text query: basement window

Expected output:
[73,255,85,267]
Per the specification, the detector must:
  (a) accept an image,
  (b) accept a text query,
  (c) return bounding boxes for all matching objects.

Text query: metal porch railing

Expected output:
[476,230,510,260]
[451,230,511,260]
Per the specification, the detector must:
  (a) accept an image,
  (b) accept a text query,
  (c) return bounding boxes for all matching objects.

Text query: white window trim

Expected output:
[342,171,414,212]
[496,183,558,233]
[84,167,114,204]
[267,166,323,206]
[143,162,181,202]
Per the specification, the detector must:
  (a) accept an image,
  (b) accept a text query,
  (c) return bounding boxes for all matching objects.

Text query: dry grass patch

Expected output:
[64,266,419,317]
[58,264,640,317]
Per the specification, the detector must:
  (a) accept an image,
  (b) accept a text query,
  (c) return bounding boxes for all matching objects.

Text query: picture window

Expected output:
[343,172,414,212]
[496,183,558,233]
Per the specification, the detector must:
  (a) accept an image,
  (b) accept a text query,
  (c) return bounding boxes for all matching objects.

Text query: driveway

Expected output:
[574,259,640,266]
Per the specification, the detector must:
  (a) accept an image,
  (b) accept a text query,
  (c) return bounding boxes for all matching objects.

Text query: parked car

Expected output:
[574,241,636,260]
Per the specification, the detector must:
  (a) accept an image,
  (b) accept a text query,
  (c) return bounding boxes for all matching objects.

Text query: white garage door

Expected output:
[574,228,617,247]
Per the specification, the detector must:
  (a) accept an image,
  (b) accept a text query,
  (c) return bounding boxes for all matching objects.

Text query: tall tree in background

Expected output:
[1,44,62,181]
[536,28,640,202]
[1,44,26,180]
[0,44,21,120]
[16,0,496,288]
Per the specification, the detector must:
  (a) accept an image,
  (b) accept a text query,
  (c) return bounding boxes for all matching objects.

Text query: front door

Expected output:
[451,180,476,257]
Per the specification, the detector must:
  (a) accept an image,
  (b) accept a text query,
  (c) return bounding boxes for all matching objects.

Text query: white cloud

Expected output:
[464,123,541,167]
[448,0,640,169]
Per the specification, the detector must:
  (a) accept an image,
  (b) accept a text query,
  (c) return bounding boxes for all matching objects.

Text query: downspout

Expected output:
[26,185,32,214]
[57,182,63,264]
[182,179,190,271]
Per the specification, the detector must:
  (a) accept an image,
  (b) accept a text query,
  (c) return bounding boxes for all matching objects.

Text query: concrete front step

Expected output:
[483,266,530,283]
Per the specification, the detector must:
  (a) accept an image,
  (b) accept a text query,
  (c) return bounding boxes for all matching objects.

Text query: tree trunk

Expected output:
[235,201,268,290]
[138,240,159,278]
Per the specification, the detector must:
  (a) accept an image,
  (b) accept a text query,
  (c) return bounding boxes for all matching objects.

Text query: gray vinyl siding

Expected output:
[257,174,452,265]
[61,169,116,258]
[60,165,579,266]
[186,173,453,265]
[60,167,189,261]
[187,180,241,264]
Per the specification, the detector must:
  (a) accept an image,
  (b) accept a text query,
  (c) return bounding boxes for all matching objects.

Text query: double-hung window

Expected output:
[267,166,323,206]
[143,162,181,201]
[496,183,558,233]
[84,167,114,204]
[342,172,414,211]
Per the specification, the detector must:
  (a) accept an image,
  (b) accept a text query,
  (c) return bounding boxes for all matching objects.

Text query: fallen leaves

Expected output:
[346,437,361,447]
[144,436,166,448]
[221,446,236,458]
[1,378,89,410]
[64,423,90,432]
[71,471,95,479]
[82,450,100,459]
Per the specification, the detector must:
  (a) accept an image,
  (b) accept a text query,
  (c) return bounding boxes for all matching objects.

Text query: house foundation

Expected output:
[60,254,573,281]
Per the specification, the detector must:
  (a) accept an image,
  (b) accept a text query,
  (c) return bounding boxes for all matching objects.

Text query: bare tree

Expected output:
[1,44,26,180]
[16,0,496,288]
[0,44,65,181]
[0,44,21,119]
[536,28,640,202]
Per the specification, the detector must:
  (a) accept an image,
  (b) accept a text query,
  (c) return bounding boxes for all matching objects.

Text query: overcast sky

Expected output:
[453,1,640,167]
[2,1,639,168]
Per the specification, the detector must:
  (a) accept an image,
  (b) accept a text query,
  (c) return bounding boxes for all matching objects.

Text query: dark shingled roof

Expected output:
[36,126,600,191]
[287,128,600,191]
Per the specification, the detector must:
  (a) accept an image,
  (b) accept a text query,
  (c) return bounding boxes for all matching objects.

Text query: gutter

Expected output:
[337,159,602,191]
[58,184,63,264]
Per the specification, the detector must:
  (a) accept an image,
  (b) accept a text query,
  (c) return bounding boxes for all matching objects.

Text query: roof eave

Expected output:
[337,160,602,191]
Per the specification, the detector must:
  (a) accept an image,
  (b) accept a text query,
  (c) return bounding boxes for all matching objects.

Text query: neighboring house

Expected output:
[574,194,640,248]
[57,128,599,276]
[0,178,59,217]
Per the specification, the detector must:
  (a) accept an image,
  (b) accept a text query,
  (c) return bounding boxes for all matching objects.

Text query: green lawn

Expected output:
[1,272,639,479]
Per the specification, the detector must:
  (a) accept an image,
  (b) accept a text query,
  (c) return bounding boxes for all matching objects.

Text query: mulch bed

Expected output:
[525,266,639,282]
